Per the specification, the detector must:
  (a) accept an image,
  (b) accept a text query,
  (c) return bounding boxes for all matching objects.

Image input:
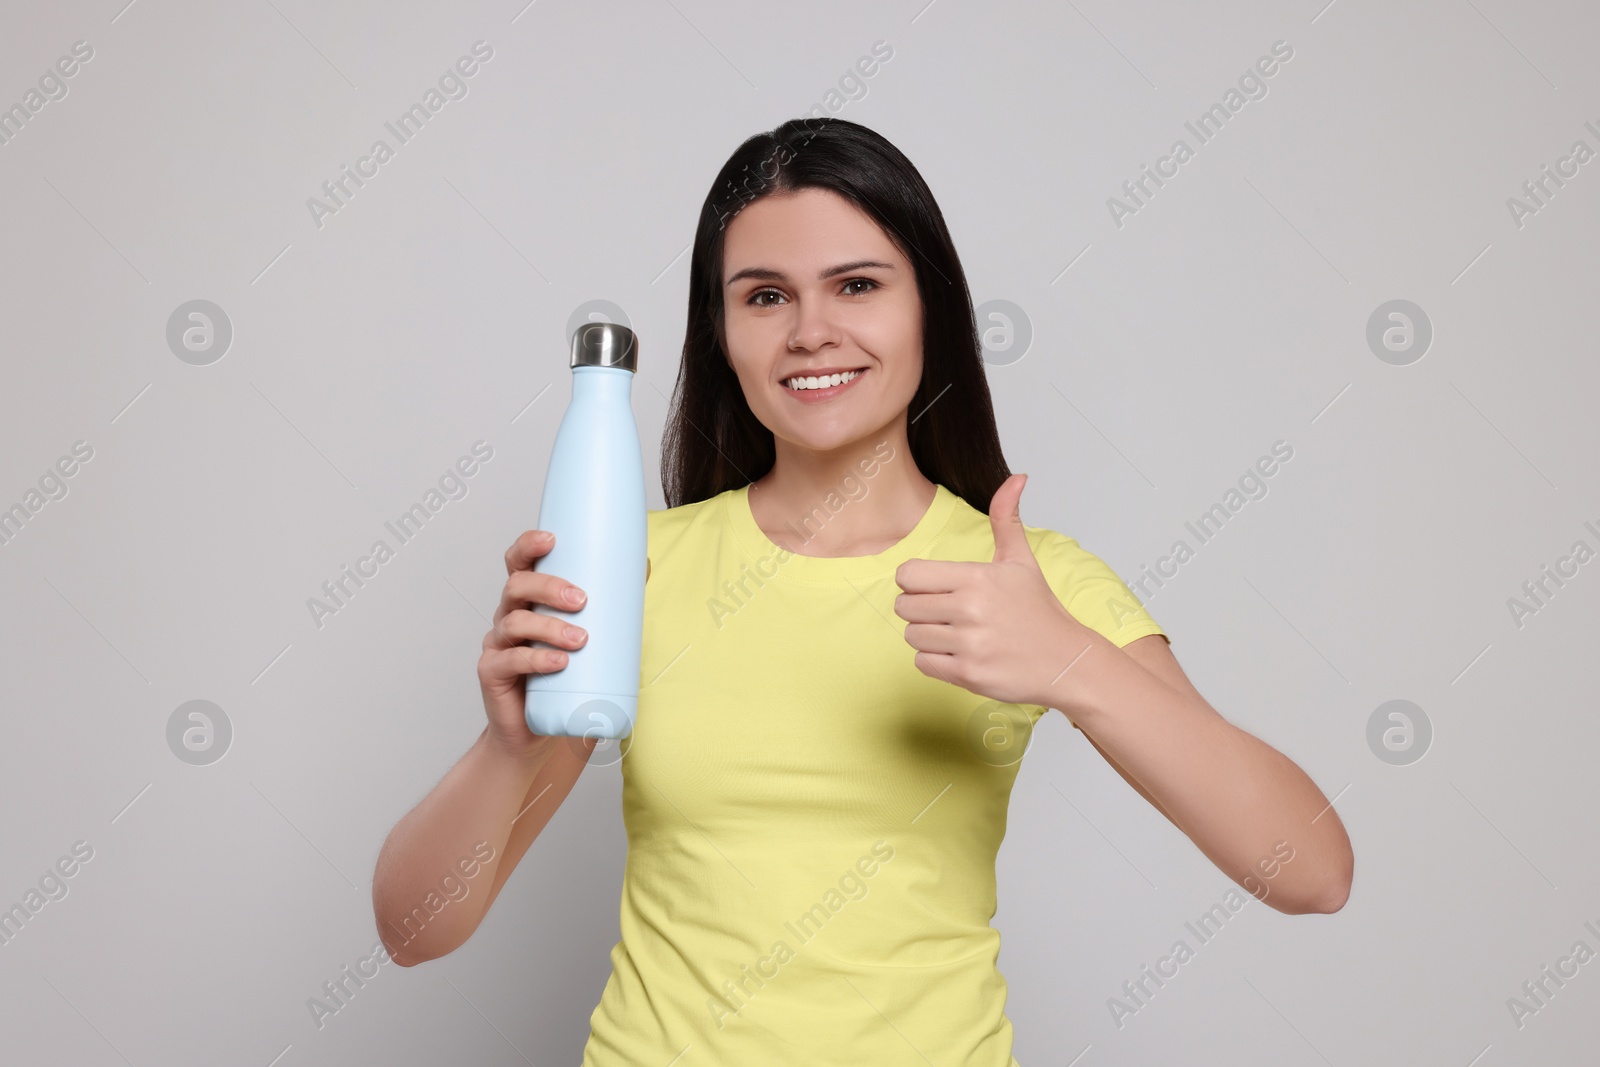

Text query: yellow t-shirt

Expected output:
[580,481,1165,1066]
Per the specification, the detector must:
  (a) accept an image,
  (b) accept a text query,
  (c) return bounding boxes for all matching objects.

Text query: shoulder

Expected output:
[930,490,1094,566]
[935,490,1101,568]
[1022,525,1098,570]
[1020,525,1109,590]
[1021,524,1168,649]
[648,490,734,553]
[646,492,732,583]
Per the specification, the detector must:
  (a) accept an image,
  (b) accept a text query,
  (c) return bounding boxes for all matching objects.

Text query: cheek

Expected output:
[725,308,784,352]
[880,310,923,392]
[722,336,778,420]
[725,356,763,409]
[721,321,765,382]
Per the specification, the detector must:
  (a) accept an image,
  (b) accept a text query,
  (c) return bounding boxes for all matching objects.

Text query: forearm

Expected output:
[372,728,554,964]
[1052,635,1353,914]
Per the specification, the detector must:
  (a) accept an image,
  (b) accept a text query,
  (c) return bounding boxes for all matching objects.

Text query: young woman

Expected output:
[373,117,1354,1065]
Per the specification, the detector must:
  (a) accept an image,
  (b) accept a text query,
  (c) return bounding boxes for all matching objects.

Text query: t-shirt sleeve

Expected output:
[1028,527,1167,650]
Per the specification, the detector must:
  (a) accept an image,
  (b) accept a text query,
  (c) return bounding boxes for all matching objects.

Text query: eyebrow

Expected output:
[724,259,896,287]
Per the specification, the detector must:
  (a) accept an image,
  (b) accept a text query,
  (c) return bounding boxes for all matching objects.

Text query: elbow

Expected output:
[379,930,432,968]
[1320,842,1355,913]
[372,902,432,967]
[1271,885,1347,916]
[375,912,466,967]
[1267,852,1353,916]
[384,937,419,967]
[373,884,438,966]
[1308,880,1350,915]
[376,926,417,967]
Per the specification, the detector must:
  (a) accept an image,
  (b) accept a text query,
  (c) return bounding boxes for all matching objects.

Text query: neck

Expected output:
[748,414,937,557]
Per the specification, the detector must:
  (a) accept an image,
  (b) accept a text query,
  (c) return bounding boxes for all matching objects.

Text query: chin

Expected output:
[773,419,891,456]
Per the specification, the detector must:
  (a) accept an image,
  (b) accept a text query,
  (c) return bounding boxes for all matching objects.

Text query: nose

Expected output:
[787,293,841,353]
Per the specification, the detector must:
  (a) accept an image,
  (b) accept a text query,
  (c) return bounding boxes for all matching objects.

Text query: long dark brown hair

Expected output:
[661,116,1010,514]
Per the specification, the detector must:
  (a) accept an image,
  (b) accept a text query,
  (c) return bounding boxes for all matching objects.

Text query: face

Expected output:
[720,187,923,456]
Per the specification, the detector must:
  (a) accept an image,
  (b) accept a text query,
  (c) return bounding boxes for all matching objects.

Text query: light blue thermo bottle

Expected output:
[524,322,646,739]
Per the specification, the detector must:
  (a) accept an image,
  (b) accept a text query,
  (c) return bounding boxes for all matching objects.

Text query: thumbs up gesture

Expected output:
[893,474,1096,709]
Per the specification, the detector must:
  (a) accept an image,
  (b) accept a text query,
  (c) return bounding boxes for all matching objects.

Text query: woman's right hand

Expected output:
[477,530,589,757]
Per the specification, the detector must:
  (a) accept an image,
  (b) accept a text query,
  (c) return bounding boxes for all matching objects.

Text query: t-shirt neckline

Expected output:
[723,481,960,584]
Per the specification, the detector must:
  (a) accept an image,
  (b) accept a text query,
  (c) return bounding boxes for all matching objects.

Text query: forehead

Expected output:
[722,188,900,271]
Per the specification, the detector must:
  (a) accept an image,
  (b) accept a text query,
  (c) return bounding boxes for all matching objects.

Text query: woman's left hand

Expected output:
[893,474,1099,709]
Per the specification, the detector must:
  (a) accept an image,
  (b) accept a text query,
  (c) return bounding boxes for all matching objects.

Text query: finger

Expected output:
[496,569,587,624]
[893,590,962,624]
[505,530,555,574]
[988,473,1036,565]
[478,643,569,683]
[486,609,589,652]
[911,649,957,684]
[903,621,959,654]
[894,557,978,594]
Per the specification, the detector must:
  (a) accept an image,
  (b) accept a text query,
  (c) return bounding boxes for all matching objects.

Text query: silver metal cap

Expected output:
[570,322,638,371]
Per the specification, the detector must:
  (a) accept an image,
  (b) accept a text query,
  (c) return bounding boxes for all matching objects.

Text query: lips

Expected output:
[781,367,868,391]
[778,368,867,404]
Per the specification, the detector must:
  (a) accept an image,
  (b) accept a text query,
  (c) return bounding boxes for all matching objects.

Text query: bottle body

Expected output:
[524,365,646,739]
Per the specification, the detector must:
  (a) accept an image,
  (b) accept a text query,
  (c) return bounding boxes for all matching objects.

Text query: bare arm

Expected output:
[1058,634,1354,915]
[372,529,597,965]
[373,731,592,965]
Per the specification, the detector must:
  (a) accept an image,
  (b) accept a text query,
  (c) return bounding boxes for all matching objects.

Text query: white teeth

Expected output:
[785,369,861,391]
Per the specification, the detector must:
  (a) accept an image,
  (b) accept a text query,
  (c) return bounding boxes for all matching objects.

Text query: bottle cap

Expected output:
[570,322,638,372]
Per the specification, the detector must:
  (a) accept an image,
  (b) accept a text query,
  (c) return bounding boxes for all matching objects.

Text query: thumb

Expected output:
[989,473,1036,565]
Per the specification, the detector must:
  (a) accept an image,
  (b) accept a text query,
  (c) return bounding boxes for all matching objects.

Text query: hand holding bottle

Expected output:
[476,529,591,756]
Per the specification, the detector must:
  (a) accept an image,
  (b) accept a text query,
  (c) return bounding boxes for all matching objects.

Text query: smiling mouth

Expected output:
[782,368,866,391]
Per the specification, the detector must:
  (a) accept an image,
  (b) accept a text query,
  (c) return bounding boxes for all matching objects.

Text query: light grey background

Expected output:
[2,0,1596,1064]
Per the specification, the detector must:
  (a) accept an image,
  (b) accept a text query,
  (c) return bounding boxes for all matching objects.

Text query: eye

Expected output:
[842,278,878,296]
[748,288,785,307]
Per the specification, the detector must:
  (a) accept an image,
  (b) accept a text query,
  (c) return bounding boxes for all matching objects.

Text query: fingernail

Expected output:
[537,531,554,542]
[564,625,585,642]
[567,587,586,606]
[551,651,567,665]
